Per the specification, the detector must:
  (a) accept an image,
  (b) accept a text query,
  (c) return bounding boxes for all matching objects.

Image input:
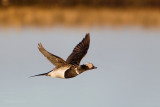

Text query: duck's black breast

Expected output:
[64,66,78,78]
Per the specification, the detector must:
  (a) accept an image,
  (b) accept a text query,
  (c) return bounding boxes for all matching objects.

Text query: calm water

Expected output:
[0,27,160,107]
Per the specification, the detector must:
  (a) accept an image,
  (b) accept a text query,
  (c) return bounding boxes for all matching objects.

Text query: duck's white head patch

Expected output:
[85,63,94,69]
[85,62,97,69]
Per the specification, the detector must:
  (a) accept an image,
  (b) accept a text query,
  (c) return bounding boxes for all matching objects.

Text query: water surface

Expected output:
[0,27,160,107]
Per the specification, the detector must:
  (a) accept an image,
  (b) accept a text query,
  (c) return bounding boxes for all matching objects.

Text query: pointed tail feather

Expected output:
[29,72,48,78]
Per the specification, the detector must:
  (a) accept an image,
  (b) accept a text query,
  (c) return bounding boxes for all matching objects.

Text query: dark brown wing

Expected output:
[66,33,90,65]
[38,43,69,68]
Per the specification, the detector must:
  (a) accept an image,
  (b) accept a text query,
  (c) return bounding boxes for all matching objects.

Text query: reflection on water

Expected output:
[0,27,160,107]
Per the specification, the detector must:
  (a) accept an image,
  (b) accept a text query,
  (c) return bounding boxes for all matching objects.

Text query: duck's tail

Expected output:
[29,72,48,78]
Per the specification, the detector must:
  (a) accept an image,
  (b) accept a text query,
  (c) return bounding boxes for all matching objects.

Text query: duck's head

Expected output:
[84,63,97,70]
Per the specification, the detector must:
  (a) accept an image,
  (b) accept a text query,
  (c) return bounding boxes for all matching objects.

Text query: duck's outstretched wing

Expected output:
[38,43,69,68]
[66,33,90,65]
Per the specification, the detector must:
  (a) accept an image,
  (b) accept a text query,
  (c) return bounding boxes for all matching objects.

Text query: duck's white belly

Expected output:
[48,67,69,79]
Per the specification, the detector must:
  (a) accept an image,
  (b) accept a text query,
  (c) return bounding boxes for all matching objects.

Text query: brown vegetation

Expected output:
[0,7,160,28]
[1,0,160,8]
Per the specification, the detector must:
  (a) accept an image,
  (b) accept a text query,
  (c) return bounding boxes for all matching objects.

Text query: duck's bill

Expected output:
[92,66,97,69]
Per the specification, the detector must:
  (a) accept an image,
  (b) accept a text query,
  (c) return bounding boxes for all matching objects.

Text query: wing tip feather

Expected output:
[84,33,90,45]
[38,43,44,49]
[86,33,90,36]
[85,33,90,40]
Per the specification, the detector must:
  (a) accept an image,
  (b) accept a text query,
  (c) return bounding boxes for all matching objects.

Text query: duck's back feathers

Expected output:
[38,43,69,68]
[66,33,90,65]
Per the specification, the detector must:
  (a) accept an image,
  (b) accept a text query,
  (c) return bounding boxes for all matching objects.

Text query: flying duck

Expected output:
[31,33,97,79]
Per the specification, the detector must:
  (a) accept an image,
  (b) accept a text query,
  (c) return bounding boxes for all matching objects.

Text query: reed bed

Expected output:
[0,7,160,28]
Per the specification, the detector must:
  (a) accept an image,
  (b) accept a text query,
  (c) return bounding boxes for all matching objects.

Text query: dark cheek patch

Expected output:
[81,65,89,69]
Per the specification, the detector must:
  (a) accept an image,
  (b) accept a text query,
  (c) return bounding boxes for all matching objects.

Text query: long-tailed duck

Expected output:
[31,33,97,79]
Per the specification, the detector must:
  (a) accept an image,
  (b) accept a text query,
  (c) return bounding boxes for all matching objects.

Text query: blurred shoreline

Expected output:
[1,0,160,8]
[0,6,160,28]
